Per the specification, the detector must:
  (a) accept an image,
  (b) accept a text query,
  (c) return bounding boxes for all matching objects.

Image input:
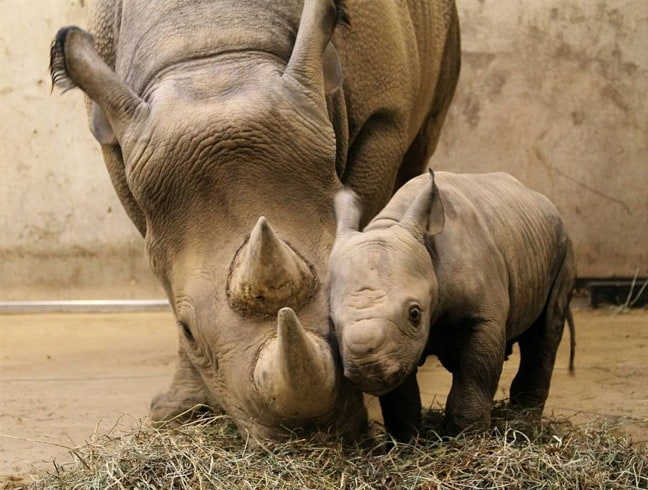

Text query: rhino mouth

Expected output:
[343,359,407,396]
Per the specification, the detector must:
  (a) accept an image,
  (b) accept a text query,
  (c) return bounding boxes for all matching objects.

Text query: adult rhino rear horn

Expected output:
[228,217,317,317]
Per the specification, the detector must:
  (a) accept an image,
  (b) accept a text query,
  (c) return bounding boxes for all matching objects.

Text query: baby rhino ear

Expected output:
[426,170,445,236]
[400,169,445,240]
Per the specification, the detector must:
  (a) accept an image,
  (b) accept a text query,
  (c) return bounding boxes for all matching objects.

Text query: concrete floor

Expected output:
[1,307,647,480]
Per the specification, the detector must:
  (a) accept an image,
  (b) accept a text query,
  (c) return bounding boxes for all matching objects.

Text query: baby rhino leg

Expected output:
[443,321,506,435]
[510,311,571,416]
[379,371,421,442]
[510,255,574,415]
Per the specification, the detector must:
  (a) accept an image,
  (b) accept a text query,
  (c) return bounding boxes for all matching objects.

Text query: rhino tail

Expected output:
[566,307,576,375]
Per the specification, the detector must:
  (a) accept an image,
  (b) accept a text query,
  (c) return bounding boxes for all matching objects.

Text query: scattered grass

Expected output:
[24,405,648,489]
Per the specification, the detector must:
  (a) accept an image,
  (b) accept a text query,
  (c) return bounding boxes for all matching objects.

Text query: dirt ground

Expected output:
[1,306,647,483]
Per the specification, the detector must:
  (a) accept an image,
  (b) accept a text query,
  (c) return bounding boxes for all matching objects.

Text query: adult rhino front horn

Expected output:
[228,217,317,317]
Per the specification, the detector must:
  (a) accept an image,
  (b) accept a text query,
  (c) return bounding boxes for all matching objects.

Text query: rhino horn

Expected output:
[228,217,316,316]
[254,307,337,419]
[399,170,445,240]
[284,0,347,102]
[50,27,147,143]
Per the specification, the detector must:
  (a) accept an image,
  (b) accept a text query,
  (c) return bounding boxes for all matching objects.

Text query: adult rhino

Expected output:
[49,0,460,440]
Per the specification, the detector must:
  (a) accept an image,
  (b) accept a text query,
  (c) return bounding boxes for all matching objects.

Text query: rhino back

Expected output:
[370,172,569,337]
[437,172,569,336]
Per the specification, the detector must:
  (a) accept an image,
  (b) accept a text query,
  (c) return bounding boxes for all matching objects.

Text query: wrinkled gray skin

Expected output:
[330,171,576,440]
[48,0,460,440]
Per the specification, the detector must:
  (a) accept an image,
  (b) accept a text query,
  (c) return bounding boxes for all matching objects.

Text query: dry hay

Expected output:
[25,405,648,489]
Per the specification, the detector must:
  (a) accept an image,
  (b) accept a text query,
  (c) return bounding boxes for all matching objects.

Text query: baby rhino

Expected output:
[329,170,575,441]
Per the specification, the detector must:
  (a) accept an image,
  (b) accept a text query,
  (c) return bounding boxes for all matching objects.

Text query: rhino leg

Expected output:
[508,322,551,419]
[443,320,506,435]
[342,120,413,225]
[510,248,576,413]
[378,370,421,442]
[150,347,221,425]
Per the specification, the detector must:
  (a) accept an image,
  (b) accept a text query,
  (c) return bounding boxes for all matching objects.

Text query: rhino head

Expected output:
[329,172,445,396]
[50,0,367,440]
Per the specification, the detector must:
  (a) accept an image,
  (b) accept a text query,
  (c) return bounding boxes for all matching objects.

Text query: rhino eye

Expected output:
[179,321,195,343]
[408,305,422,326]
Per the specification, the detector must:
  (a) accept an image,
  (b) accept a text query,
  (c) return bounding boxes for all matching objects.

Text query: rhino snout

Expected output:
[342,321,386,355]
[340,321,408,394]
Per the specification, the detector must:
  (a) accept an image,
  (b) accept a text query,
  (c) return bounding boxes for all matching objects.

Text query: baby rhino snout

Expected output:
[341,321,408,394]
[343,322,386,356]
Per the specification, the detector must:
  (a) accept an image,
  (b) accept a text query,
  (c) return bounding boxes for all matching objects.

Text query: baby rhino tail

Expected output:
[546,237,577,375]
[566,307,576,374]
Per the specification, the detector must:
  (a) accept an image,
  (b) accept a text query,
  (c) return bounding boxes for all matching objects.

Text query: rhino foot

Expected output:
[150,350,222,426]
[440,412,491,437]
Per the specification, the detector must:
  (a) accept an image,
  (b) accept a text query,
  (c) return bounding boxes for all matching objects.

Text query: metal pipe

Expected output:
[0,299,170,314]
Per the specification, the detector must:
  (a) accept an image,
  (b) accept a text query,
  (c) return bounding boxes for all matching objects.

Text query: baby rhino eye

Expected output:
[408,305,422,325]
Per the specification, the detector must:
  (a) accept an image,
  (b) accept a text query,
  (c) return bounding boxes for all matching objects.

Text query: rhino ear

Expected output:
[334,187,362,237]
[426,170,445,236]
[284,0,345,107]
[50,27,148,143]
[90,102,117,145]
[400,170,445,240]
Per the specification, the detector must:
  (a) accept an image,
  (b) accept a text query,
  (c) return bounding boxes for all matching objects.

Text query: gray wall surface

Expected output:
[0,0,159,299]
[1,0,646,299]
[432,1,647,278]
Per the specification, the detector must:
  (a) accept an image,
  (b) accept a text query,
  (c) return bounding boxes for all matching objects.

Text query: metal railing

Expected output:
[0,299,170,314]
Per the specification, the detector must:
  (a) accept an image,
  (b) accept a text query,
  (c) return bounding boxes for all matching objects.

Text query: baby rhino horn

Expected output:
[228,217,317,316]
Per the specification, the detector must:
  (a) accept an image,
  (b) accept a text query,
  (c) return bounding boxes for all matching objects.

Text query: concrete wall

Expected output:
[432,0,647,278]
[0,1,645,299]
[0,0,160,299]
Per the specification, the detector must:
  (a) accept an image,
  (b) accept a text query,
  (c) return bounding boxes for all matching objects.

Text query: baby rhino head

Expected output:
[329,173,445,395]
